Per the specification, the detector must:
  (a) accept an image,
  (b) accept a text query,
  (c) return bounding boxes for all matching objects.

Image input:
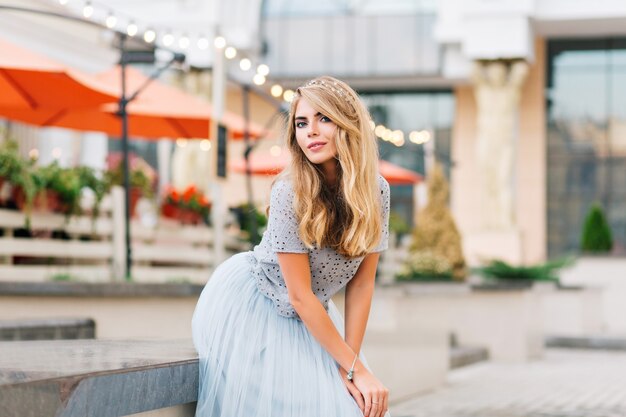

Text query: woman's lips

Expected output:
[308,142,327,151]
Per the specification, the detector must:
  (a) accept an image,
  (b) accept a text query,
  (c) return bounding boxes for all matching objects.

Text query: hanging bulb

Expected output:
[178,34,190,49]
[197,36,210,50]
[253,74,266,85]
[224,46,237,59]
[82,2,94,18]
[239,58,251,71]
[162,32,174,46]
[127,21,138,37]
[270,84,283,98]
[214,36,226,49]
[143,29,156,43]
[105,13,117,29]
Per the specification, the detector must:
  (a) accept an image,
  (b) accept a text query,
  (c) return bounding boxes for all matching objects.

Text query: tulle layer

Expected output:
[191,252,370,417]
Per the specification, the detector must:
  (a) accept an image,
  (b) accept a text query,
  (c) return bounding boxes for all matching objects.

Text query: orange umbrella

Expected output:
[229,151,423,185]
[0,38,117,111]
[2,66,265,140]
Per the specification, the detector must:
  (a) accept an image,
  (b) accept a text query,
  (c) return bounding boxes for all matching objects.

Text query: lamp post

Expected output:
[117,33,185,280]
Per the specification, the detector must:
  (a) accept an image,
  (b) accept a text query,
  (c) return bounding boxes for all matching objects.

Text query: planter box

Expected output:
[560,256,626,334]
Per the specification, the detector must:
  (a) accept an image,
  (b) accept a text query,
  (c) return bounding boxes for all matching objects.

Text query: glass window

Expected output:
[547,38,626,257]
[361,91,454,228]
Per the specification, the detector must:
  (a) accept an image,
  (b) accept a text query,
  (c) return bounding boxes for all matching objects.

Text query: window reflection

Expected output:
[361,91,454,229]
[547,38,626,257]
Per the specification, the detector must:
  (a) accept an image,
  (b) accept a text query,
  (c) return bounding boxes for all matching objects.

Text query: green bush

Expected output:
[580,203,613,253]
[232,203,268,245]
[475,257,574,283]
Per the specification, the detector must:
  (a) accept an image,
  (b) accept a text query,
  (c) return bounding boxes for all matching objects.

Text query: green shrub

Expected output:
[475,257,574,283]
[580,203,613,253]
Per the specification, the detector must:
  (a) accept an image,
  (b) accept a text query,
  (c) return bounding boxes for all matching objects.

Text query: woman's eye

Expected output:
[295,121,306,128]
[320,116,332,123]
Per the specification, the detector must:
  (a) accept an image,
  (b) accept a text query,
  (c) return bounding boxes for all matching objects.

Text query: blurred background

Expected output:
[0,1,625,416]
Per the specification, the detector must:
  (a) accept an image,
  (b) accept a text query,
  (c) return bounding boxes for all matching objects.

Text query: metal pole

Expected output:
[210,27,226,264]
[242,84,258,243]
[119,34,132,281]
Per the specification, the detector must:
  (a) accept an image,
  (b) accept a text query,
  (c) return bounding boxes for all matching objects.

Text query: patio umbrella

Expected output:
[2,66,266,140]
[229,151,423,185]
[0,38,117,111]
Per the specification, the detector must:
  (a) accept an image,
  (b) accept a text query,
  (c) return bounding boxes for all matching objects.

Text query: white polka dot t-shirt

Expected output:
[248,175,390,319]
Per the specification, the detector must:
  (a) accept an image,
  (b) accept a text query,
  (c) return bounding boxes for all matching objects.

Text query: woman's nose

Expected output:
[307,121,319,137]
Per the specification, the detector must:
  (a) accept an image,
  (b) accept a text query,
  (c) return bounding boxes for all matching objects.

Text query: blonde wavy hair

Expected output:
[278,76,382,258]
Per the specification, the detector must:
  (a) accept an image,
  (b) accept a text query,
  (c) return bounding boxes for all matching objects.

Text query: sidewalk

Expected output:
[391,348,626,417]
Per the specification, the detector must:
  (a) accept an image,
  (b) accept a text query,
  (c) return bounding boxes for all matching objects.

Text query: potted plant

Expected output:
[474,257,574,286]
[103,153,156,216]
[161,185,211,225]
[580,203,613,254]
[0,140,36,209]
[230,202,268,245]
[73,166,107,221]
[395,250,454,282]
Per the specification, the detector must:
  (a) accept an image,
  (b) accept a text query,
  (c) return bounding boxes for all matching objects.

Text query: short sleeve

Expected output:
[372,176,390,253]
[268,180,309,253]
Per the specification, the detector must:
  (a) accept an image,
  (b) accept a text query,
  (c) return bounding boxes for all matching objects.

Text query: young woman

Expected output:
[192,76,391,417]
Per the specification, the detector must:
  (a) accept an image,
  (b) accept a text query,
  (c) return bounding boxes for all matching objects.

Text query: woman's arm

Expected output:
[277,252,357,371]
[277,252,388,417]
[344,252,380,356]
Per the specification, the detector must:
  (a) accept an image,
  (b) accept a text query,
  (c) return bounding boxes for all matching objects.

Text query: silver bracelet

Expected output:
[346,353,358,381]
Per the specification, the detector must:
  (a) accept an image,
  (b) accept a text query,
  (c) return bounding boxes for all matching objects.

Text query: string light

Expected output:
[253,74,266,85]
[61,1,291,100]
[176,139,188,147]
[52,147,63,159]
[200,140,211,151]
[224,46,237,59]
[270,145,282,157]
[82,2,93,18]
[257,64,270,76]
[178,34,190,49]
[214,36,226,49]
[283,89,295,103]
[29,148,39,160]
[143,29,156,43]
[239,58,251,71]
[105,13,117,29]
[270,84,283,98]
[197,36,210,50]
[162,32,174,46]
[126,21,138,37]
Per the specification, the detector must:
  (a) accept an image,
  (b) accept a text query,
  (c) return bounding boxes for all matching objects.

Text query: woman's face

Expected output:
[294,97,338,173]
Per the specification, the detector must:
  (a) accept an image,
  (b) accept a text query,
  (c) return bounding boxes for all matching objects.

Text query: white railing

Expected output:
[0,186,250,283]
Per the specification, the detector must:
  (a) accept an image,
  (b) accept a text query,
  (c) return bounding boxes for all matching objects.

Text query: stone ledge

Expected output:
[450,346,489,369]
[546,335,626,351]
[0,282,204,298]
[0,339,198,417]
[0,318,95,341]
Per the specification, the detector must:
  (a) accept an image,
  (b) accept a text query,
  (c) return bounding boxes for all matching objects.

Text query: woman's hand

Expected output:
[339,361,389,417]
[339,367,365,414]
[350,364,389,417]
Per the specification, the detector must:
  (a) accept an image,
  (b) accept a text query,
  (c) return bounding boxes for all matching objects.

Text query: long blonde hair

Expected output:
[279,76,382,258]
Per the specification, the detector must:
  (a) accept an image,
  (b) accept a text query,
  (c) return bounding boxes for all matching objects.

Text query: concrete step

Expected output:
[450,346,489,369]
[546,335,626,351]
[0,318,95,341]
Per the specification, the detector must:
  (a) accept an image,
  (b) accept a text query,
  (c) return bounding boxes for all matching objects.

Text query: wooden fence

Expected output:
[0,187,249,283]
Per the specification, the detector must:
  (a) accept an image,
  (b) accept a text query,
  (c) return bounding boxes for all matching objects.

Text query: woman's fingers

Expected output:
[347,382,365,412]
[363,391,372,417]
[381,392,389,416]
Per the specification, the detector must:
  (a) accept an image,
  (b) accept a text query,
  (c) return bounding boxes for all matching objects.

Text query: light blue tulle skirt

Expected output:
[192,251,383,417]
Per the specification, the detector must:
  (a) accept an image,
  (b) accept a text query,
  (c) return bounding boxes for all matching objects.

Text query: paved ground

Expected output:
[391,349,626,417]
